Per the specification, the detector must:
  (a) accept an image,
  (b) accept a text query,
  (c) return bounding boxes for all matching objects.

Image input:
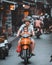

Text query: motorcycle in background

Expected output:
[0,36,9,59]
[35,27,42,38]
[0,43,6,59]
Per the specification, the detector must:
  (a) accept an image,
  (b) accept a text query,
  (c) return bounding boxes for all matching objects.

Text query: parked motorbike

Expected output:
[4,40,9,56]
[0,43,6,59]
[35,27,42,38]
[0,36,9,59]
[17,34,33,63]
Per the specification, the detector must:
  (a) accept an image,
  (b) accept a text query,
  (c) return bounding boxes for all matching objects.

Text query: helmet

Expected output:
[24,16,31,23]
[24,18,30,23]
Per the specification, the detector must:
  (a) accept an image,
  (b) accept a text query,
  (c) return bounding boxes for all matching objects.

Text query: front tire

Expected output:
[23,49,29,63]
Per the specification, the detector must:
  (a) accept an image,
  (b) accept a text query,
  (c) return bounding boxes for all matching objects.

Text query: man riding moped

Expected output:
[17,18,35,56]
[34,18,44,34]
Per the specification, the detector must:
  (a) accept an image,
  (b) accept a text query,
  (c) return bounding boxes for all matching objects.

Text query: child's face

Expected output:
[24,27,28,32]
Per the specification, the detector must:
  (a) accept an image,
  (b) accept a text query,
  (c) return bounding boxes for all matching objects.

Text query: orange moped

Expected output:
[19,34,32,63]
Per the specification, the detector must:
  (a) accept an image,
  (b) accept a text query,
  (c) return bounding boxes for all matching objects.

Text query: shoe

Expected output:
[50,59,52,62]
[31,53,35,56]
[18,54,21,56]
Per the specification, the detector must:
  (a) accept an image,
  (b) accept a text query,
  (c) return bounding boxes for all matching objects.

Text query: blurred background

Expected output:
[0,0,52,65]
[0,0,52,36]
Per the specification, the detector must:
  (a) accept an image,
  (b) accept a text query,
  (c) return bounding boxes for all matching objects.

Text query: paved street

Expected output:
[0,33,52,65]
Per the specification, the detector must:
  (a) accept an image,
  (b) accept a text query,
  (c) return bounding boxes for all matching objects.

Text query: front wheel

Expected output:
[21,49,29,63]
[24,49,29,64]
[24,57,28,64]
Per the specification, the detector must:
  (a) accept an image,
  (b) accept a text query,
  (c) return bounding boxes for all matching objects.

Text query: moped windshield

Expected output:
[22,34,30,38]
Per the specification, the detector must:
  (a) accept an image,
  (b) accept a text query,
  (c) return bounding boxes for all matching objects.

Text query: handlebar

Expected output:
[20,34,33,38]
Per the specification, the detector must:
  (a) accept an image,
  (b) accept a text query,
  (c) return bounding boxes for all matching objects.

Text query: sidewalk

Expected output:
[7,36,17,43]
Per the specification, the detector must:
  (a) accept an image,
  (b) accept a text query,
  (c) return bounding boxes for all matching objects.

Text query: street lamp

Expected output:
[23,4,30,9]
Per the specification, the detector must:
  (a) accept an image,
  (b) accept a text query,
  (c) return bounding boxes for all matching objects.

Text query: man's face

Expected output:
[25,21,30,26]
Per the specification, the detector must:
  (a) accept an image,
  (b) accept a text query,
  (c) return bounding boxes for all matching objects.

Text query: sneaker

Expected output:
[18,54,21,56]
[31,53,35,56]
[50,59,52,62]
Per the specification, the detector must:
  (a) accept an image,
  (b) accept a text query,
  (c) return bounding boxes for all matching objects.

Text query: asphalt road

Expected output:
[0,33,52,65]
